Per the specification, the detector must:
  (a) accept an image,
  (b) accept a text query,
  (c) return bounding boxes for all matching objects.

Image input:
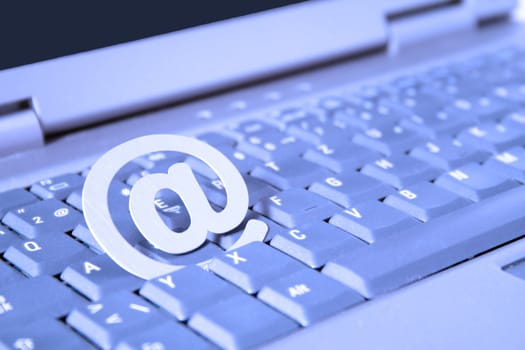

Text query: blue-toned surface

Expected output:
[140,265,240,321]
[258,269,364,326]
[209,242,304,293]
[189,293,297,350]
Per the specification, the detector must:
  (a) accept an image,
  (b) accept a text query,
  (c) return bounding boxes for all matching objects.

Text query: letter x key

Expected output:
[226,251,247,265]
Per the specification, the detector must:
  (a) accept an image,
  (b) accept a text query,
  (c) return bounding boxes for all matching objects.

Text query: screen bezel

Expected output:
[0,1,386,134]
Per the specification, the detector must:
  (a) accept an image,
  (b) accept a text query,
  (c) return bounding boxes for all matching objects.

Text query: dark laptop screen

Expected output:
[0,1,306,71]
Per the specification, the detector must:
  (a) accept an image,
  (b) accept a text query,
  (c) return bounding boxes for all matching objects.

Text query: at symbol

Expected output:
[82,135,266,280]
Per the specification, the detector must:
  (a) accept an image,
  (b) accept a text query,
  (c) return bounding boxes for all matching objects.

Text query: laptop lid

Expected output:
[0,0,515,148]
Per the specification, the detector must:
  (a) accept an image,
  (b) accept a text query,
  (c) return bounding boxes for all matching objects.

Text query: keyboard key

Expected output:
[329,201,418,243]
[72,220,104,253]
[197,131,237,148]
[76,182,182,234]
[2,200,81,239]
[0,224,20,253]
[137,241,223,267]
[286,113,355,145]
[360,155,439,189]
[4,233,93,277]
[115,321,215,350]
[104,181,141,242]
[353,125,422,155]
[132,151,185,170]
[253,188,339,228]
[493,83,525,104]
[457,122,525,153]
[270,221,366,268]
[0,276,84,324]
[61,254,142,301]
[127,154,188,185]
[410,138,489,170]
[258,269,364,326]
[308,171,392,208]
[303,139,381,173]
[275,108,312,125]
[30,174,84,200]
[322,185,525,298]
[207,210,285,249]
[391,96,472,138]
[67,292,165,350]
[250,157,331,190]
[399,108,471,139]
[0,189,37,218]
[230,119,280,137]
[333,100,399,130]
[186,146,262,177]
[236,130,308,162]
[445,95,513,122]
[383,182,469,222]
[0,318,91,350]
[501,110,525,131]
[189,294,297,350]
[198,175,278,208]
[209,242,304,293]
[244,176,280,207]
[152,189,190,231]
[0,260,24,285]
[140,265,239,321]
[318,96,348,112]
[434,163,518,202]
[87,162,142,182]
[65,188,83,211]
[483,146,525,183]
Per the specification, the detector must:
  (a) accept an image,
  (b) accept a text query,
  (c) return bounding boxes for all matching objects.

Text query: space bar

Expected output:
[323,185,525,298]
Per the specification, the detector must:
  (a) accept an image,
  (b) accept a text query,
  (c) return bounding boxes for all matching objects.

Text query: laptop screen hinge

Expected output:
[0,99,44,157]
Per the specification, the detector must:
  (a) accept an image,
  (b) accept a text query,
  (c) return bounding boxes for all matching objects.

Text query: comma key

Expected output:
[2,199,81,238]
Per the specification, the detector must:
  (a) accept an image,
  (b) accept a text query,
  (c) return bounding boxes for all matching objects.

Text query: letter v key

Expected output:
[344,207,362,219]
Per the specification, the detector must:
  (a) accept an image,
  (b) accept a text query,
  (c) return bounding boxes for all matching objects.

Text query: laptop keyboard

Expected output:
[1,46,525,349]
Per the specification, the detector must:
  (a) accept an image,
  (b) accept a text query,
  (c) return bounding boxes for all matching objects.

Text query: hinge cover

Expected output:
[0,100,44,157]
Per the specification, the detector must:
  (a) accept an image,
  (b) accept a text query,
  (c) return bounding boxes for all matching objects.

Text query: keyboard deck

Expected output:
[1,46,525,349]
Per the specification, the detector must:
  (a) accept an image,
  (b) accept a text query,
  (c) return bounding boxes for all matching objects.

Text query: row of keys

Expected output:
[1,160,520,283]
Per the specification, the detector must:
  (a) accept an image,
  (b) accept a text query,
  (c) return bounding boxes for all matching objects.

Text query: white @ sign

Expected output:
[83,134,267,279]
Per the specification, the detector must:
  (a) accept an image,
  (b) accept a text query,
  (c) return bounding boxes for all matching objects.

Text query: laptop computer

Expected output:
[1,0,525,349]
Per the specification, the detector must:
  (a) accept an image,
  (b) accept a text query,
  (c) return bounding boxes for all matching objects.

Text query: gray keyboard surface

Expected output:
[1,46,525,349]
